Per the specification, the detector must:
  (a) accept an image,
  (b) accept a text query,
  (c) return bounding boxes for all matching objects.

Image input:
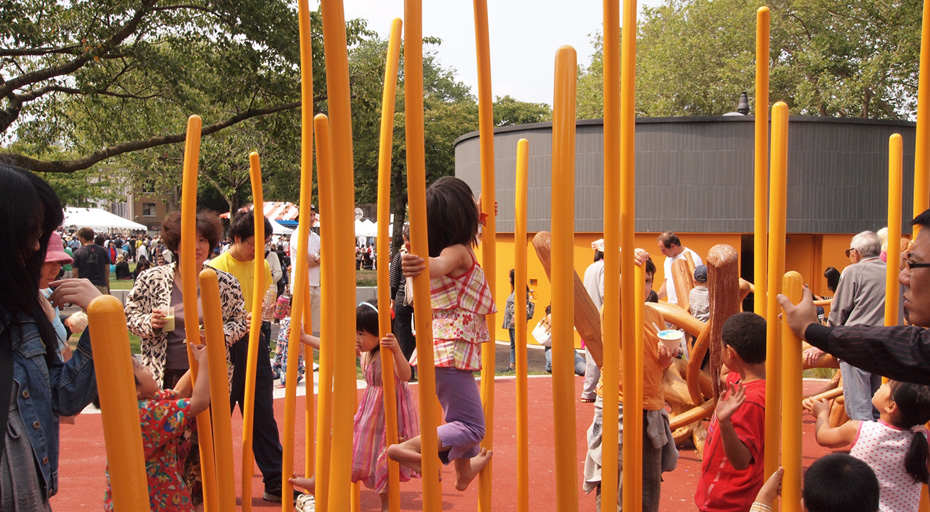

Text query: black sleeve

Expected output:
[806,323,930,385]
[389,252,402,300]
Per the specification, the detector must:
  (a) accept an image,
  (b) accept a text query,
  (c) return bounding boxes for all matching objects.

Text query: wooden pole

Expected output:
[551,45,579,512]
[377,17,403,512]
[780,271,803,510]
[764,102,789,481]
[887,134,903,327]
[87,296,150,511]
[754,6,770,316]
[513,138,530,512]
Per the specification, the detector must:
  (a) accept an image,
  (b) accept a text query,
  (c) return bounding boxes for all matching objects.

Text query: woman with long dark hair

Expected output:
[0,164,100,510]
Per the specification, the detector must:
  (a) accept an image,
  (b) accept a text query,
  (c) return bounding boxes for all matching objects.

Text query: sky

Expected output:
[339,0,663,106]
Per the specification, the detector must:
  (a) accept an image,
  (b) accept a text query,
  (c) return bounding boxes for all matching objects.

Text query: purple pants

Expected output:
[435,367,485,463]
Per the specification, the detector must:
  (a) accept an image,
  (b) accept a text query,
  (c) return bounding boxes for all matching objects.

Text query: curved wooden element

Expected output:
[687,324,712,405]
[706,244,741,399]
[670,400,716,432]
[648,302,704,338]
[671,257,695,312]
[532,231,603,366]
[739,278,753,304]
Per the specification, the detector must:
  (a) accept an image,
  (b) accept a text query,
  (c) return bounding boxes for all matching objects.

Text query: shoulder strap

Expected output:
[0,340,13,456]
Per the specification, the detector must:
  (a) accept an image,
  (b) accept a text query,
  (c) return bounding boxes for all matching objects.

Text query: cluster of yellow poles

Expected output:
[84,0,930,511]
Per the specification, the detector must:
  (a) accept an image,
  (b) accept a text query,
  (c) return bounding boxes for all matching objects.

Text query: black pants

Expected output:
[393,301,417,361]
[230,321,283,488]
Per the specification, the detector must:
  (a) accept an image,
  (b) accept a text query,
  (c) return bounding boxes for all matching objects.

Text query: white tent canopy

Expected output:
[269,217,293,235]
[63,207,147,231]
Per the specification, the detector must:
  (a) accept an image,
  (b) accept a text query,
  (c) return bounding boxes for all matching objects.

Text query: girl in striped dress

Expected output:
[290,301,418,511]
[388,176,496,492]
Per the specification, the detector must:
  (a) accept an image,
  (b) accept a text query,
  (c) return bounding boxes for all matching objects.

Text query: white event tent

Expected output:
[63,207,147,231]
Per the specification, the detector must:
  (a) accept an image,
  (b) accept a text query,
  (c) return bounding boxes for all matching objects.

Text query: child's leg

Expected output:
[434,368,486,461]
[379,492,389,512]
[387,436,423,474]
[453,447,493,491]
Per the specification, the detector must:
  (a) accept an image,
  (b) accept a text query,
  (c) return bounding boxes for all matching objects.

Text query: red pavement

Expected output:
[53,376,832,511]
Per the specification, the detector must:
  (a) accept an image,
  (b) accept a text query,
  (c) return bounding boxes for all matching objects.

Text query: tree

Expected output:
[493,95,551,126]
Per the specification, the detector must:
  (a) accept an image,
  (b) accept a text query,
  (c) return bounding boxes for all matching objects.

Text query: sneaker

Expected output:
[262,485,301,503]
[296,494,316,512]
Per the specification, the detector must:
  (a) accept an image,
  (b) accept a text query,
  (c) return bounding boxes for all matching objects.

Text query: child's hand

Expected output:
[189,343,209,366]
[633,248,650,265]
[715,381,746,424]
[381,333,401,353]
[289,476,314,493]
[803,347,826,367]
[803,397,830,418]
[402,253,425,278]
[754,467,784,506]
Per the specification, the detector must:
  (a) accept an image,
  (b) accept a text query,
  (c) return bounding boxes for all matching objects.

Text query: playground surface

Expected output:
[53,343,832,511]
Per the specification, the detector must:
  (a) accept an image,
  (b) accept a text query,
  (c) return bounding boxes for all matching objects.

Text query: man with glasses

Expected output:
[779,210,930,386]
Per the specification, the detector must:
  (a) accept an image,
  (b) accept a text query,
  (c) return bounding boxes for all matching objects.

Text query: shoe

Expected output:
[580,397,596,403]
[263,485,301,503]
[296,494,316,511]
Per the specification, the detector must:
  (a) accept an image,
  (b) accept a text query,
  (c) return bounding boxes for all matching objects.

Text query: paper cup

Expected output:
[657,329,684,354]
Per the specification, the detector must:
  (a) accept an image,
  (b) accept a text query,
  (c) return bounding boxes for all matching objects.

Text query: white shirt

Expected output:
[290,223,321,287]
[663,247,702,305]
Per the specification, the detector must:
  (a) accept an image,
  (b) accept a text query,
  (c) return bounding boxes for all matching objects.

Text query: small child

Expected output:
[271,316,305,388]
[290,301,419,512]
[805,380,930,512]
[689,265,710,322]
[103,344,211,511]
[750,454,880,512]
[695,312,767,512]
[387,176,496,491]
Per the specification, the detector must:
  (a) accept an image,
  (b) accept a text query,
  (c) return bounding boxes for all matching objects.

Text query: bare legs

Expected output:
[387,436,493,491]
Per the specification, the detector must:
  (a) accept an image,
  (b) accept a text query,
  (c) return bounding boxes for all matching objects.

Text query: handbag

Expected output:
[525,300,535,320]
[531,319,552,347]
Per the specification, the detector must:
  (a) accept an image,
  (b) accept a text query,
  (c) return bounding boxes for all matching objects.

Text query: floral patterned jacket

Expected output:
[124,263,249,388]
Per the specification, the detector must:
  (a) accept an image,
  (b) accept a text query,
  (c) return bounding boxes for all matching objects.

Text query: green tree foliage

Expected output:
[493,95,551,126]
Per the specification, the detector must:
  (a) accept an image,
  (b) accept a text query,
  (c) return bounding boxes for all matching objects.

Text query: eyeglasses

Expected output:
[245,239,256,248]
[904,259,930,271]
[845,248,856,257]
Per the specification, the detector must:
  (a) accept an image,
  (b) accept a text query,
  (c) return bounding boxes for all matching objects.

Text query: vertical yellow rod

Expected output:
[915,0,930,236]
[764,102,789,481]
[472,2,497,508]
[513,138,530,512]
[87,296,150,511]
[780,271,803,508]
[178,115,218,512]
[199,269,236,511]
[551,45,580,512]
[296,0,316,483]
[887,134,904,327]
[754,7,770,315]
[601,1,621,510]
[404,1,442,509]
[319,0,358,508]
[376,17,404,512]
[241,152,265,511]
[620,0,642,505]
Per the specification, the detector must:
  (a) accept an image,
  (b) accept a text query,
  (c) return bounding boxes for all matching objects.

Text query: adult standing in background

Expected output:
[656,231,703,306]
[72,227,110,295]
[265,241,283,295]
[289,205,321,336]
[390,224,416,361]
[581,239,605,402]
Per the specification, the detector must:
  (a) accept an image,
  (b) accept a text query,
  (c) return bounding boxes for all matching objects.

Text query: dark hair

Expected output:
[657,231,680,249]
[228,211,273,243]
[425,177,478,257]
[888,381,930,484]
[161,210,224,253]
[803,453,879,512]
[0,165,64,360]
[594,250,604,262]
[644,257,656,276]
[912,209,930,230]
[509,268,515,291]
[721,312,766,364]
[646,290,659,303]
[77,227,94,242]
[94,234,104,246]
[824,266,840,293]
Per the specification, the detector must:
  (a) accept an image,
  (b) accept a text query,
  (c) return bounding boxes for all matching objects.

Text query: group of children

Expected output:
[108,175,930,512]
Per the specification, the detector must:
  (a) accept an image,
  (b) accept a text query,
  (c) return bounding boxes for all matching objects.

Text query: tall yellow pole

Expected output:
[887,134,904,327]
[241,152,266,511]
[914,0,930,235]
[319,0,358,508]
[87,296,150,511]
[404,0,442,509]
[632,265,645,512]
[376,17,403,512]
[472,2,497,507]
[601,1,621,510]
[780,271,803,508]
[513,138,530,512]
[314,114,334,512]
[199,269,236,512]
[764,102,789,481]
[296,0,316,482]
[178,114,218,512]
[754,7,770,316]
[551,45,579,512]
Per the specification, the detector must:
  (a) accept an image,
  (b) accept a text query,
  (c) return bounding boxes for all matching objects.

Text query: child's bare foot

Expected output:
[454,448,493,491]
[289,476,315,494]
[387,443,423,474]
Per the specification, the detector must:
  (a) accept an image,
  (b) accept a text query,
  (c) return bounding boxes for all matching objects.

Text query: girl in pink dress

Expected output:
[387,176,496,492]
[291,302,418,511]
[806,380,930,512]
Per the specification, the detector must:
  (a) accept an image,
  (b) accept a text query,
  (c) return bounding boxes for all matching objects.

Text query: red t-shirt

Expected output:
[695,371,766,512]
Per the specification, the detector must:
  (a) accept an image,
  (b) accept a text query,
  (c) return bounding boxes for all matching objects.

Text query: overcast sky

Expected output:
[339,0,663,106]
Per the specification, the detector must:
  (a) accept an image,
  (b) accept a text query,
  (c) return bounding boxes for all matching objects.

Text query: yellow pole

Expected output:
[513,138,530,512]
[319,0,358,507]
[240,152,266,510]
[472,2,497,508]
[87,296,150,511]
[754,6,770,316]
[632,265,645,512]
[780,271,803,508]
[764,102,789,481]
[404,0,442,509]
[376,17,404,512]
[199,269,236,512]
[887,134,904,327]
[296,0,317,483]
[551,45,580,512]
[601,1,621,509]
[915,0,930,234]
[314,114,334,512]
[178,114,218,512]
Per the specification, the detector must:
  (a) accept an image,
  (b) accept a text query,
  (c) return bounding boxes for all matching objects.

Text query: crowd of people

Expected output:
[4,161,930,512]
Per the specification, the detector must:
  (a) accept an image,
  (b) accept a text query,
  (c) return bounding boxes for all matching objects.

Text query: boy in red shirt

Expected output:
[695,312,767,512]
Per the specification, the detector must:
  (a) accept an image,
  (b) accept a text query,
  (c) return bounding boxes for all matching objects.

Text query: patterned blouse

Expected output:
[125,263,249,388]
